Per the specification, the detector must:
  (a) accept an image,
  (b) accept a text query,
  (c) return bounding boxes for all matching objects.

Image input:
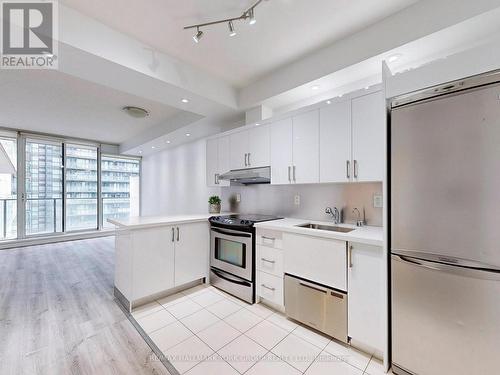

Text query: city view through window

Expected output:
[0,136,140,240]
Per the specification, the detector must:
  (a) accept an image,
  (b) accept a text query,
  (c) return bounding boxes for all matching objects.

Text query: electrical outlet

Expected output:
[236,193,241,203]
[373,194,383,208]
[294,194,300,206]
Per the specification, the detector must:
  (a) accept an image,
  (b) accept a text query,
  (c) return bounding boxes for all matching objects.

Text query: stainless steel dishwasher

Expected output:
[284,274,348,343]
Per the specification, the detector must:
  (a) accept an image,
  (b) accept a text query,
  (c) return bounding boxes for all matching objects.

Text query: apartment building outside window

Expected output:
[0,133,140,241]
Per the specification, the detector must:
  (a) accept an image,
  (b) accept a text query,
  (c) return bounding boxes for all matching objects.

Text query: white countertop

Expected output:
[254,218,384,246]
[108,213,232,230]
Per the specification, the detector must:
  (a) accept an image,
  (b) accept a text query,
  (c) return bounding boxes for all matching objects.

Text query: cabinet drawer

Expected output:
[257,271,284,306]
[256,245,283,277]
[256,229,283,249]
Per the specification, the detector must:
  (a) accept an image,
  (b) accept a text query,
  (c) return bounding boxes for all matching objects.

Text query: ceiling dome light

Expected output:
[166,140,171,144]
[228,21,236,37]
[186,133,191,137]
[326,100,331,104]
[193,27,203,43]
[248,8,256,25]
[311,85,320,90]
[181,98,189,103]
[122,106,149,118]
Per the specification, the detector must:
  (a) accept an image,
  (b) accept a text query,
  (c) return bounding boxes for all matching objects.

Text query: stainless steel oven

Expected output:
[210,226,254,303]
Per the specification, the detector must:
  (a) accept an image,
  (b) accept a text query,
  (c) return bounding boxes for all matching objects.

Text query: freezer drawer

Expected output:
[285,274,347,343]
[392,254,500,375]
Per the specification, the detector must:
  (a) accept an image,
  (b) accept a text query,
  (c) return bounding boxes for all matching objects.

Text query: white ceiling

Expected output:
[0,70,183,144]
[59,0,419,88]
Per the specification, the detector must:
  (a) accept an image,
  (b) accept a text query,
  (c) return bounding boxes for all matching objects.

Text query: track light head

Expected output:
[228,21,236,37]
[193,28,203,43]
[248,8,256,25]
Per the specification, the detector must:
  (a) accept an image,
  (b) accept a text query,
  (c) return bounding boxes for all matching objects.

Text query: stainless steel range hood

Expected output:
[218,166,271,185]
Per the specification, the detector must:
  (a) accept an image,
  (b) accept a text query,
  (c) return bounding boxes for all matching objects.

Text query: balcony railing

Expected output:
[0,196,134,239]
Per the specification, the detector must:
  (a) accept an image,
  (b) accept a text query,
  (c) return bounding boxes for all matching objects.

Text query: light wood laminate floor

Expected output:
[0,237,171,375]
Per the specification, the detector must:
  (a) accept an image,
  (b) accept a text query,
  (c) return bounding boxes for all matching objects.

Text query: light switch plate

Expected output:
[373,194,383,208]
[294,194,300,206]
[236,193,241,203]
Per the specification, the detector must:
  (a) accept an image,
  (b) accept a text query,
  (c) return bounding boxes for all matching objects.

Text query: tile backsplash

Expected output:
[221,182,383,226]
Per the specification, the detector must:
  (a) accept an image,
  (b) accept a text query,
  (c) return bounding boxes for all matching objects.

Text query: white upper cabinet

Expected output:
[352,91,385,182]
[292,110,320,184]
[229,130,249,170]
[217,136,230,186]
[206,138,219,187]
[270,118,293,184]
[320,101,352,183]
[248,124,270,168]
[206,136,230,187]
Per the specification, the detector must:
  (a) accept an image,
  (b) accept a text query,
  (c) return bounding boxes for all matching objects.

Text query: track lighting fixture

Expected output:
[248,8,256,25]
[193,27,203,43]
[228,21,236,37]
[184,0,264,43]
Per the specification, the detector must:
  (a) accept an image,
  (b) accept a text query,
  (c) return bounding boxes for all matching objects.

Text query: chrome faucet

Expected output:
[325,207,341,224]
[352,207,365,227]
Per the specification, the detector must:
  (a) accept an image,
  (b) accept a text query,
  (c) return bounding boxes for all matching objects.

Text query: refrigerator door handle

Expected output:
[392,254,500,281]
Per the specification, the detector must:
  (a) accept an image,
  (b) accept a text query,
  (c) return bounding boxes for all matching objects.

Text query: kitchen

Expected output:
[1,1,500,375]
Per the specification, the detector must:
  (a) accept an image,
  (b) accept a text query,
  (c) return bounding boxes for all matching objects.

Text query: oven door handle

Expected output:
[211,268,252,286]
[211,227,252,238]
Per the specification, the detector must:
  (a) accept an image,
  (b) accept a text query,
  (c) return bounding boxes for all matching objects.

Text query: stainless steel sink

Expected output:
[296,223,354,233]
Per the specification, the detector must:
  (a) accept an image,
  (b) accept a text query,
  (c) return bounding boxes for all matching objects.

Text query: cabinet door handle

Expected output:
[348,245,353,268]
[261,284,276,291]
[353,160,358,179]
[176,227,180,242]
[293,165,296,182]
[346,160,350,179]
[244,153,248,166]
[215,173,219,185]
[288,166,291,182]
[261,236,276,241]
[248,153,251,166]
[171,227,175,242]
[261,257,276,264]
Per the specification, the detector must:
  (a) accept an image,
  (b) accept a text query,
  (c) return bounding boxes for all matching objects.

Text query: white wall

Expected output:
[141,138,220,216]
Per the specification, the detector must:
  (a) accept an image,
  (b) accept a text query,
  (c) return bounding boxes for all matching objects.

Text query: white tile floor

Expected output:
[132,284,388,375]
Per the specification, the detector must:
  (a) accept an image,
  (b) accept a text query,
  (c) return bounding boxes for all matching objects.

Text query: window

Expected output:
[101,156,140,228]
[65,144,98,231]
[25,139,63,235]
[0,135,141,241]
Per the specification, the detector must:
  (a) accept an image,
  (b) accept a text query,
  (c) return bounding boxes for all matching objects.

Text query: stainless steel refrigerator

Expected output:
[390,74,500,375]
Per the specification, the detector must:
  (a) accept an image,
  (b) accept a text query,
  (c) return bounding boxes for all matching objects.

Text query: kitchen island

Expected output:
[109,214,221,311]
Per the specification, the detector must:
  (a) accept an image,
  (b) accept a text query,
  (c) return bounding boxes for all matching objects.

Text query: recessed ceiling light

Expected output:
[326,100,331,104]
[151,146,155,149]
[122,106,149,118]
[338,94,343,98]
[181,98,189,103]
[311,85,320,90]
[365,86,370,90]
[166,140,171,144]
[255,123,260,126]
[138,150,142,154]
[186,133,191,137]
[388,53,402,63]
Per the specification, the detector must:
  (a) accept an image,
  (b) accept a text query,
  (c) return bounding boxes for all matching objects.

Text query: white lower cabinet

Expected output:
[283,232,347,291]
[348,242,384,353]
[122,222,209,303]
[174,222,209,287]
[257,271,284,306]
[131,226,175,300]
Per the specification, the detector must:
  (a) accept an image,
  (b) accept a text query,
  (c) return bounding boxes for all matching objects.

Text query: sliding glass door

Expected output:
[0,137,17,240]
[65,144,98,231]
[24,138,63,236]
[0,133,140,242]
